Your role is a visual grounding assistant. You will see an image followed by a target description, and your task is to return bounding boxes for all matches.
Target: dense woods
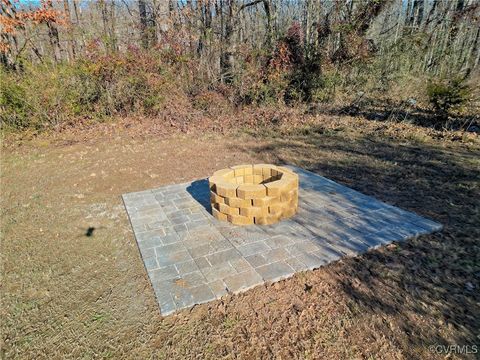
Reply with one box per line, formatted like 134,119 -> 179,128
1,0 -> 479,131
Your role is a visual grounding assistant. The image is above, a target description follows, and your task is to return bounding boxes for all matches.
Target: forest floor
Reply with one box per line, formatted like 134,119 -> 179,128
1,113 -> 479,359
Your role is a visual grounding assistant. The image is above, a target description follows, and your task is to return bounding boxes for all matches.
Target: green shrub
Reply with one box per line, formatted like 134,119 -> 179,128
0,74 -> 32,129
0,51 -> 182,130
426,78 -> 470,118
1,63 -> 105,130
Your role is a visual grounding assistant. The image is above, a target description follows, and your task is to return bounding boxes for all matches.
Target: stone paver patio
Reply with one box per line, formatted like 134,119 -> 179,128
122,166 -> 442,316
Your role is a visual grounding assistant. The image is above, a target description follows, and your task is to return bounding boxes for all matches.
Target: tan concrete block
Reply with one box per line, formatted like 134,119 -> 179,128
227,214 -> 254,225
282,173 -> 299,187
235,176 -> 245,184
254,214 -> 281,225
239,206 -> 268,217
281,190 -> 295,202
269,203 -> 285,216
282,206 -> 297,218
213,168 -> 235,179
264,181 -> 284,197
253,175 -> 263,184
237,184 -> 267,199
289,190 -> 298,202
218,203 -> 240,216
212,207 -> 228,221
280,178 -> 297,192
216,183 -> 238,198
210,191 -> 225,204
208,175 -> 222,191
255,163 -> 277,169
225,197 -> 251,208
262,167 -> 272,178
280,191 -> 293,202
231,165 -> 247,177
252,196 -> 277,207
253,164 -> 264,175
290,199 -> 298,207
243,166 -> 253,175
244,175 -> 254,184
265,179 -> 290,197
293,194 -> 299,203
276,166 -> 295,175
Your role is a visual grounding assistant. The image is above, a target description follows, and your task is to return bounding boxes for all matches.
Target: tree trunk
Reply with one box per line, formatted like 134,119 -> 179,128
186,0 -> 195,54
220,0 -> 236,84
0,0 -> 17,69
464,26 -> 480,76
444,0 -> 466,61
99,0 -> 110,52
354,0 -> 392,37
46,21 -> 62,62
198,0 -> 212,56
150,0 -> 158,45
72,0 -> 80,23
138,0 -> 149,48
158,0 -> 170,34
263,0 -> 274,49
405,0 -> 413,27
109,0 -> 117,52
63,0 -> 76,61
423,0 -> 438,31
412,0 -> 424,27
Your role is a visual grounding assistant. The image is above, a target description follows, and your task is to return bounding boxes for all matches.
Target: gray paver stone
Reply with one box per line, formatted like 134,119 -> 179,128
255,261 -> 295,282
223,269 -> 264,293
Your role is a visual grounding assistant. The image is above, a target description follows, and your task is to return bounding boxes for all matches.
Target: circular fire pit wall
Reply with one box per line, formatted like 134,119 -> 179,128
209,164 -> 299,225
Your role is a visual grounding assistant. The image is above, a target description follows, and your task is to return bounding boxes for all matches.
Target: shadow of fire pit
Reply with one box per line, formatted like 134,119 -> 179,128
186,178 -> 212,213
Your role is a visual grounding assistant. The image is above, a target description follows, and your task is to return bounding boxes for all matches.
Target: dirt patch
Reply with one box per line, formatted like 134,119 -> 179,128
1,118 -> 479,359
3,104 -> 477,151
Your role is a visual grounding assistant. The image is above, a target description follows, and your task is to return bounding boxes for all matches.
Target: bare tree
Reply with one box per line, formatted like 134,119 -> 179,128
63,0 -> 76,61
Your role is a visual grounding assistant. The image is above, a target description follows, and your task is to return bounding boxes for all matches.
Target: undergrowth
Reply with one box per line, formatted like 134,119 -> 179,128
1,41 -> 478,133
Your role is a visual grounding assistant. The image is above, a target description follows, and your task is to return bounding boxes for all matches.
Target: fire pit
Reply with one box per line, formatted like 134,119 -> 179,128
209,164 -> 299,225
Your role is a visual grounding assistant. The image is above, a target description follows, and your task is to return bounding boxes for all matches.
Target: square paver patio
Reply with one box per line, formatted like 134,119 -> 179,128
122,166 -> 442,315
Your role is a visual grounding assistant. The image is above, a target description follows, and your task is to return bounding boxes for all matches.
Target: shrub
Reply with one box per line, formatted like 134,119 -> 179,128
0,74 -> 32,129
0,50 -> 187,130
426,78 -> 470,119
1,63 -> 105,130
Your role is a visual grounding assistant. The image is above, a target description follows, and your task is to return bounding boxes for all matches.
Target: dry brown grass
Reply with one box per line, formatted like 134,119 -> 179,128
1,115 -> 479,359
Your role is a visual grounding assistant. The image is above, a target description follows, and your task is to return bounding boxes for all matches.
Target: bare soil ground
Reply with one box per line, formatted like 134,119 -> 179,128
1,114 -> 479,359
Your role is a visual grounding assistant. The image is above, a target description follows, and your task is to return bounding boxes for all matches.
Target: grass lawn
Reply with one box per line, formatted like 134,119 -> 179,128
1,115 -> 479,359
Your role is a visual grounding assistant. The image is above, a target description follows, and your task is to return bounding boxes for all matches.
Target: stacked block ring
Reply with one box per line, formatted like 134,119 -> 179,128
209,164 -> 299,225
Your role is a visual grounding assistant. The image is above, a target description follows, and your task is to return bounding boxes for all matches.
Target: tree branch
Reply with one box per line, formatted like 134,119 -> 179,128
239,0 -> 265,12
